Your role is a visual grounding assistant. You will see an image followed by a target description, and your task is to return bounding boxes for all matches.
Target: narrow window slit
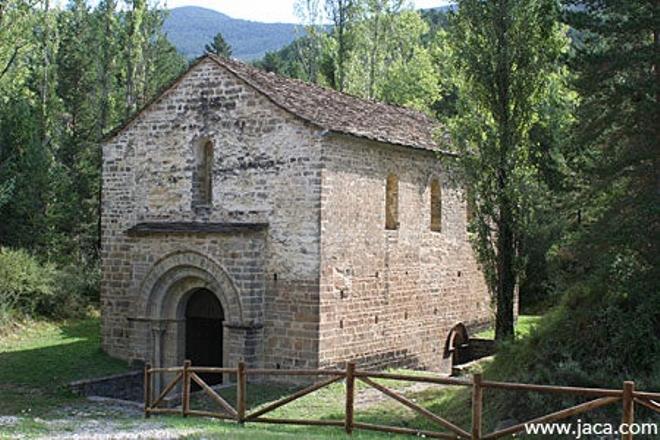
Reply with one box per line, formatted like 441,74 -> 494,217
385,173 -> 399,230
193,139 -> 214,207
430,178 -> 442,232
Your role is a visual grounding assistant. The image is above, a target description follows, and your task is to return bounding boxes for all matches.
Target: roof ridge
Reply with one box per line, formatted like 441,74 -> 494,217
102,53 -> 451,154
207,53 -> 435,123
206,54 -> 448,153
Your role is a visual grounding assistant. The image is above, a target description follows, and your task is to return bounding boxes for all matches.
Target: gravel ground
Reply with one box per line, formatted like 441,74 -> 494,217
2,401 -> 203,440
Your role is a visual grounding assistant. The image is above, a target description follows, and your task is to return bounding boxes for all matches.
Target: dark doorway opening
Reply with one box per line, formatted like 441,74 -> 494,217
185,289 -> 224,387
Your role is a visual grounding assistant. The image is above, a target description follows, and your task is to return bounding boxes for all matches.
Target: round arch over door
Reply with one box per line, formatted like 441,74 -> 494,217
185,288 -> 224,385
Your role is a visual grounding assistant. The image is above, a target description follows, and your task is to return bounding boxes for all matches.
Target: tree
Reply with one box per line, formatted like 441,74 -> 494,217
93,0 -> 121,136
56,0 -> 106,261
478,0 -> 659,422
373,10 -> 439,112
142,8 -> 187,100
324,0 -> 360,91
205,32 -> 232,58
294,0 -> 324,82
333,6 -> 439,113
0,0 -> 36,94
443,0 -> 567,340
554,0 -> 660,366
361,0 -> 405,98
124,0 -> 147,116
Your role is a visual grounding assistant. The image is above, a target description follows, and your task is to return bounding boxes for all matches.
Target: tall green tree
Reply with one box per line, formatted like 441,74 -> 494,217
359,0 -> 406,99
554,0 -> 660,367
324,0 -> 360,91
124,0 -> 147,116
93,0 -> 121,137
204,32 -> 232,58
444,0 -> 567,340
371,10 -> 439,112
0,0 -> 36,96
142,7 -> 187,100
479,1 -> 659,422
55,0 -> 109,261
294,0 -> 324,82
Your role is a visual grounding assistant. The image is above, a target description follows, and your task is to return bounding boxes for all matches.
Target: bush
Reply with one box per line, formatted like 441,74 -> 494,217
0,247 -> 99,326
484,274 -> 660,428
42,264 -> 100,318
0,247 -> 56,325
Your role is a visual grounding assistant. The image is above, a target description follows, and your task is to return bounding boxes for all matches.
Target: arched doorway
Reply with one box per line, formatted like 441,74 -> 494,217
443,322 -> 469,368
185,288 -> 224,385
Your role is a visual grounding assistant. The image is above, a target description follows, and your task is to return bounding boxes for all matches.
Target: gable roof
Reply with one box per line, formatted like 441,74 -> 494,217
207,55 -> 447,153
105,54 -> 449,154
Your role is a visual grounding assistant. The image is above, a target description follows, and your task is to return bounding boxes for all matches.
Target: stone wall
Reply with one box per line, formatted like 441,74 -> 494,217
69,371 -> 143,402
318,134 -> 492,372
101,58 -> 323,369
102,56 -> 494,376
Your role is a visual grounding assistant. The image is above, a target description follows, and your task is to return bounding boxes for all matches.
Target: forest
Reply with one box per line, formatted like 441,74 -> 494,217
0,0 -> 658,425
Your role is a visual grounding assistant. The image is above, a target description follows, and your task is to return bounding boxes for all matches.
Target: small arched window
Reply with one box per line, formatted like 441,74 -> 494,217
193,140 -> 214,206
430,178 -> 442,232
385,173 -> 399,230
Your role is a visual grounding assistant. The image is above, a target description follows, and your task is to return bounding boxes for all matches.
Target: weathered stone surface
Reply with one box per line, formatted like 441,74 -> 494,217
317,134 -> 491,371
101,57 -> 493,377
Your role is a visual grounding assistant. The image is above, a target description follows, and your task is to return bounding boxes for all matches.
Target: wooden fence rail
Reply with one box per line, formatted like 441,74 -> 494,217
144,361 -> 660,439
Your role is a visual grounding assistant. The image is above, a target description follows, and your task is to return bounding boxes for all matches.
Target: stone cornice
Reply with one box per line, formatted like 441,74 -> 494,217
125,222 -> 268,236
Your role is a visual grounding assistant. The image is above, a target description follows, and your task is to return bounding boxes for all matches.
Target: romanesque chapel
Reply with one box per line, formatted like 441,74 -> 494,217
100,54 -> 491,377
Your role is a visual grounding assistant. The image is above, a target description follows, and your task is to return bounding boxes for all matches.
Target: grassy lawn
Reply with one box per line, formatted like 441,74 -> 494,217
0,316 -> 547,439
473,314 -> 541,340
0,318 -> 131,416
0,318 -> 469,439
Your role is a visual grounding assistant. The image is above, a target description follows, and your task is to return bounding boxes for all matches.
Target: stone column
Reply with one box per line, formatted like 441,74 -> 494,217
151,321 -> 166,392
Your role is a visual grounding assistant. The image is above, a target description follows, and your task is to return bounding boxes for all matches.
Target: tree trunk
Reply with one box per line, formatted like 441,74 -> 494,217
495,210 -> 516,341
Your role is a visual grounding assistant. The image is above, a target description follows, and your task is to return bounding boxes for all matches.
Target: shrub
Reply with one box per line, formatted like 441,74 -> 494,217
484,276 -> 660,428
0,247 -> 56,325
0,247 -> 100,326
40,264 -> 100,318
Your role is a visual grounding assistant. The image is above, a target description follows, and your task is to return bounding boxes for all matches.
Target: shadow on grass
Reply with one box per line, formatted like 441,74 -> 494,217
0,318 -> 130,416
192,382 -> 301,414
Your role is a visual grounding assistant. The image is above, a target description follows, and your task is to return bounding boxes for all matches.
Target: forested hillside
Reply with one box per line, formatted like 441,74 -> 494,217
163,6 -> 300,60
0,0 -> 186,325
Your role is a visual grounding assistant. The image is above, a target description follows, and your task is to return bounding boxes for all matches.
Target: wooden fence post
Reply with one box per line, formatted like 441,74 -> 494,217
345,362 -> 356,435
237,361 -> 247,423
182,360 -> 191,417
144,363 -> 151,418
471,373 -> 483,440
622,381 -> 635,440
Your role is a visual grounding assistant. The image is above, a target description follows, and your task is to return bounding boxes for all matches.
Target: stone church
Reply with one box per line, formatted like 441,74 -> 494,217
100,54 -> 491,377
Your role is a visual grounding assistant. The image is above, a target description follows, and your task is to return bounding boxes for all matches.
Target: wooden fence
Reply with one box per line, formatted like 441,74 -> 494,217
144,361 -> 660,439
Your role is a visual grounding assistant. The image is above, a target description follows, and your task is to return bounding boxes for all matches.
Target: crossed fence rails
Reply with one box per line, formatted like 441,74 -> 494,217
144,361 -> 660,439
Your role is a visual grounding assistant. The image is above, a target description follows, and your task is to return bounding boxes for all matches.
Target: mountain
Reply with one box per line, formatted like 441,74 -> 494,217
163,6 -> 300,61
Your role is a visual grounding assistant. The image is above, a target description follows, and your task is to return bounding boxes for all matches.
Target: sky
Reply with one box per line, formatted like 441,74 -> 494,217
161,0 -> 453,23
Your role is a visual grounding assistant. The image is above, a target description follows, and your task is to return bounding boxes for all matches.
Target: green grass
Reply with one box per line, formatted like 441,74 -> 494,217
0,317 -> 543,439
473,314 -> 541,340
0,318 -> 130,415
1,318 -> 462,439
